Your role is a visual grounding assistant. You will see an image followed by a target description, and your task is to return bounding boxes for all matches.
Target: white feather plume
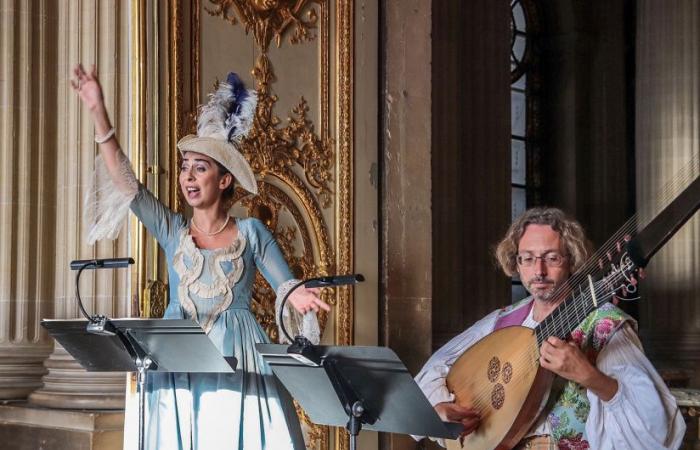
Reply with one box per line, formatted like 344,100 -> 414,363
197,80 -> 257,143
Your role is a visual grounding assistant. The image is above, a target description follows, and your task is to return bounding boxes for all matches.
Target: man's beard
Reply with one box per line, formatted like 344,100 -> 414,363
525,275 -> 559,303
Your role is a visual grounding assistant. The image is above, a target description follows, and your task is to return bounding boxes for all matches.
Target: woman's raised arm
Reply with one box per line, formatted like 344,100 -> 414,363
71,63 -> 133,193
72,63 -> 141,244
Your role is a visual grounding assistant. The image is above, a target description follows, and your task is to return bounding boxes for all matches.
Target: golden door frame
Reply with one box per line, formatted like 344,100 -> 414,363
162,1 -> 355,449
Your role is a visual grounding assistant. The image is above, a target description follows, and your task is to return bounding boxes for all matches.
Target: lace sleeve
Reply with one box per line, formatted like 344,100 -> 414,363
84,152 -> 138,245
275,278 -> 321,345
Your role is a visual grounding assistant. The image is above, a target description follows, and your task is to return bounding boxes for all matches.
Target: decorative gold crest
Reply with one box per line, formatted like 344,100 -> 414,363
205,0 -> 324,53
244,54 -> 335,208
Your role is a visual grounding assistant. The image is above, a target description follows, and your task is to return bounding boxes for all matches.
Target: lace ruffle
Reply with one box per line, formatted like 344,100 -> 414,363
172,226 -> 246,333
84,152 -> 138,244
275,279 -> 321,345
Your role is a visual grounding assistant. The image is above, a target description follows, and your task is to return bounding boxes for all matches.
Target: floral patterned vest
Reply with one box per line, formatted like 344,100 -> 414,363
494,298 -> 634,449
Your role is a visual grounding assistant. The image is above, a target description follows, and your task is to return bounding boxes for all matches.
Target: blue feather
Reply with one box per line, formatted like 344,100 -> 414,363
225,72 -> 251,141
226,73 -> 248,112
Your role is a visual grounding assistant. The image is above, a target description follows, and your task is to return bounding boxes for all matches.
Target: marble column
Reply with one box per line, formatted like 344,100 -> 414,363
29,0 -> 133,409
0,0 -> 56,399
636,0 -> 700,382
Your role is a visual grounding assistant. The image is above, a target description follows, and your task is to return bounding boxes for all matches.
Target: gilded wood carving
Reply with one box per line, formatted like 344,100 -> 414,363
205,0 -> 323,52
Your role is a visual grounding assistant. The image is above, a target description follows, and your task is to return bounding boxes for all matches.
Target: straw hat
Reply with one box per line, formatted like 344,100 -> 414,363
176,72 -> 258,195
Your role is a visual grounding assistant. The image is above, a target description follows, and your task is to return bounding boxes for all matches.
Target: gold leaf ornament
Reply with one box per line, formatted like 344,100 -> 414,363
205,0 -> 323,53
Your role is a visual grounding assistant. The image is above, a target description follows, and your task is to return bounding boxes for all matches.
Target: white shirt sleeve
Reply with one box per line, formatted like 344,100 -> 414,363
415,309 -> 500,406
585,323 -> 686,450
412,310 -> 501,445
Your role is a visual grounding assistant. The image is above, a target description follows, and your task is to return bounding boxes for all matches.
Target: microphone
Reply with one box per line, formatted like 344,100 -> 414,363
280,274 -> 365,366
70,257 -> 134,334
70,258 -> 135,270
304,274 -> 365,288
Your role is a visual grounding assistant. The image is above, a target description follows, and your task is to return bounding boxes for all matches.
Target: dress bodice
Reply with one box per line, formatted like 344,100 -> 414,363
129,184 -> 295,337
171,223 -> 250,332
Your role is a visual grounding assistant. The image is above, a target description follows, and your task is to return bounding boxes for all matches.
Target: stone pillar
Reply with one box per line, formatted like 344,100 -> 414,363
0,0 -> 56,399
29,0 -> 133,409
636,0 -> 700,382
380,1 -> 432,449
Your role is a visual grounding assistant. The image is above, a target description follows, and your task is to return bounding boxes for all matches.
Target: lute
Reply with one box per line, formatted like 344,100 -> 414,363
444,167 -> 700,450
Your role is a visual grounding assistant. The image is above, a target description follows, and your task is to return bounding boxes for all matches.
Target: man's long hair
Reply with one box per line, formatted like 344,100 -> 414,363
495,207 -> 593,277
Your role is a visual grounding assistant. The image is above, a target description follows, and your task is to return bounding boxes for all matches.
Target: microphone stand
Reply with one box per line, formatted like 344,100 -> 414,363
72,257 -> 155,448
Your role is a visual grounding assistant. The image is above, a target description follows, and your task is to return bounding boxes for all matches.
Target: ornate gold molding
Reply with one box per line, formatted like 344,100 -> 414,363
245,54 -> 335,209
130,0 -> 148,314
335,0 -> 353,348
170,0 -> 201,214
334,2 -> 353,449
142,280 -> 168,318
205,0 -> 324,53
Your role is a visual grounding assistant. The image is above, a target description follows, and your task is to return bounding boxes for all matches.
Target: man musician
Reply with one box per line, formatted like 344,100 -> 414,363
415,208 -> 685,449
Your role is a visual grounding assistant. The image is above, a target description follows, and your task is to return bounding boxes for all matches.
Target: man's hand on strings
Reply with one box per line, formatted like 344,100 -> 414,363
288,286 -> 331,315
539,337 -> 592,382
540,336 -> 618,401
434,402 -> 480,437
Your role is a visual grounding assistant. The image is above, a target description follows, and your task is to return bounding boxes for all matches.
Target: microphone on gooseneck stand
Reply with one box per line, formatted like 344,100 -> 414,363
303,274 -> 365,289
70,257 -> 134,270
70,258 -> 135,335
280,274 -> 365,366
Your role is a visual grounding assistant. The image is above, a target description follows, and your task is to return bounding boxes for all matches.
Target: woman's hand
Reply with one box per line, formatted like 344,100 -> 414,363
71,63 -> 105,114
288,286 -> 331,315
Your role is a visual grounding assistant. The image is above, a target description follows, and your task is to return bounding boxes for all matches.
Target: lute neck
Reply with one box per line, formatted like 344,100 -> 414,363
533,174 -> 700,346
533,267 -> 630,346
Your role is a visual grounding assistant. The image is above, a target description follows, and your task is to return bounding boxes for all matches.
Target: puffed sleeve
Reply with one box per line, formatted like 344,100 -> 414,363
84,153 -> 139,244
585,324 -> 686,449
128,184 -> 185,248
246,218 -> 321,344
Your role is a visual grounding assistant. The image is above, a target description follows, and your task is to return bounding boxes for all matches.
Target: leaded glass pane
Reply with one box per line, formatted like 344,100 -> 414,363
512,1 -> 526,33
512,139 -> 526,185
512,186 -> 527,220
511,90 -> 526,137
512,73 -> 526,91
512,34 -> 527,66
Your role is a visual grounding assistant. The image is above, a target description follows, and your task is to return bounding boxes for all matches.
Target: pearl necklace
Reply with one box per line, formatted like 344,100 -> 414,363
191,215 -> 230,236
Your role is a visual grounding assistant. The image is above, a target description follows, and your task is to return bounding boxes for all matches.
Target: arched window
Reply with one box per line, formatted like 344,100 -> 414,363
511,0 -> 542,301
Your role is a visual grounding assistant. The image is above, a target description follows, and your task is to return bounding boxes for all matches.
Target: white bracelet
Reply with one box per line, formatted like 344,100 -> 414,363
95,127 -> 116,144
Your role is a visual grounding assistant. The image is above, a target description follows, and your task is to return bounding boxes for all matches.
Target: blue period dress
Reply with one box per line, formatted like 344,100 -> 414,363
129,185 -> 307,450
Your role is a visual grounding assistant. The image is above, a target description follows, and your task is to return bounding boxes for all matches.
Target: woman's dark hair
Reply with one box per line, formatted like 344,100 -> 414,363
215,161 -> 236,204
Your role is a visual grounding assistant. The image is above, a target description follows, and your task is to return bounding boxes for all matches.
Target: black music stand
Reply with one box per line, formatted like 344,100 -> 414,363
256,344 -> 461,450
42,318 -> 236,450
